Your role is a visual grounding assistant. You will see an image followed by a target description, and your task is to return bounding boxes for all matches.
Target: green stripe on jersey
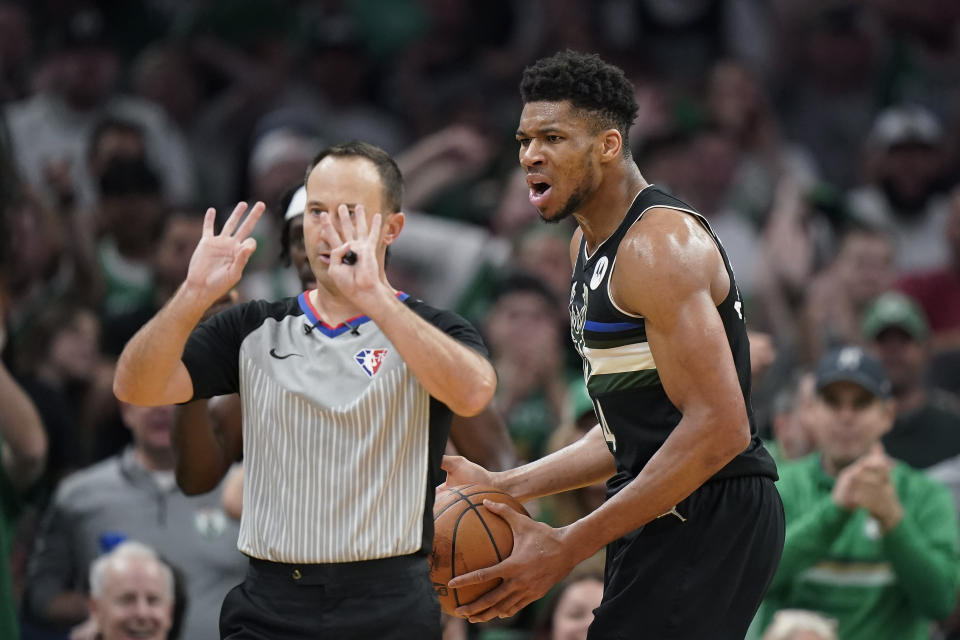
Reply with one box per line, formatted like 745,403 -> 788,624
588,369 -> 661,394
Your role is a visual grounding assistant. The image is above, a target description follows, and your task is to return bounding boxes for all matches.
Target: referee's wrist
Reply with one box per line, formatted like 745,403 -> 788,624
358,284 -> 404,321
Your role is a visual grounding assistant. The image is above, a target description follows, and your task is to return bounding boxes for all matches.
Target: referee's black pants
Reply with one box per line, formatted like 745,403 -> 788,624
220,553 -> 442,639
589,475 -> 785,640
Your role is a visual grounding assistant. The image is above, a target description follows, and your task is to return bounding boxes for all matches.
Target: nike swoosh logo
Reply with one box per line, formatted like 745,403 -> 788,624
269,348 -> 302,360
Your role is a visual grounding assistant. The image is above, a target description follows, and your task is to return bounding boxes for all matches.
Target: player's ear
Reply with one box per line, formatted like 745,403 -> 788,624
382,211 -> 404,246
598,129 -> 623,163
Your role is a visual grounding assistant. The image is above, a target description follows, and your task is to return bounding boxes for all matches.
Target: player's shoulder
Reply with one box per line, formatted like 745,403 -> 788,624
628,206 -> 715,253
618,208 -> 720,293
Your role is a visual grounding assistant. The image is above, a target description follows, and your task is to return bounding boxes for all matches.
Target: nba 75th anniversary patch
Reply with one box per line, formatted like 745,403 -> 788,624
355,349 -> 388,377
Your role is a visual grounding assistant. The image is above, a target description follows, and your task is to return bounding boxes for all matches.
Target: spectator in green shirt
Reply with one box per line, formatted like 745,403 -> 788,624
757,345 -> 960,640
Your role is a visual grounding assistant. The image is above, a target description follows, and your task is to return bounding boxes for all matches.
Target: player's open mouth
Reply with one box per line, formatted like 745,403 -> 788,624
527,175 -> 552,207
318,252 -> 331,264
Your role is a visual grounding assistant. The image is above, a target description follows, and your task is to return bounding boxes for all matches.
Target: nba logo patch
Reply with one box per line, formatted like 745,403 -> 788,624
355,349 -> 388,377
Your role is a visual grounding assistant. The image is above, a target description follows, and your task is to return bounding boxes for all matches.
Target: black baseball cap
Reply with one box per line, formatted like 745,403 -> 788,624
815,346 -> 892,399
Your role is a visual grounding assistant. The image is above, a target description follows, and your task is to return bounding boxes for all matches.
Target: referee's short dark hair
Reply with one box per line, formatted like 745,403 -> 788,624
305,141 -> 403,213
520,50 -> 638,156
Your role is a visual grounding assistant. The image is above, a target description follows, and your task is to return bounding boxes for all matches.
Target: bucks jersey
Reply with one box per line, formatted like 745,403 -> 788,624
569,186 -> 777,496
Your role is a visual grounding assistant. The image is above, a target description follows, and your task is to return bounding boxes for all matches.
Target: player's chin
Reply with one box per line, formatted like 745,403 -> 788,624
536,206 -> 563,223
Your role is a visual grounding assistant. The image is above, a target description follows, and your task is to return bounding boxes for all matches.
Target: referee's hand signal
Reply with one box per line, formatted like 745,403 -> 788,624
184,201 -> 265,308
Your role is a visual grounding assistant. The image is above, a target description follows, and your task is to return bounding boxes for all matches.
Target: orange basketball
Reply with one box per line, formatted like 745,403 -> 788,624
429,484 -> 528,616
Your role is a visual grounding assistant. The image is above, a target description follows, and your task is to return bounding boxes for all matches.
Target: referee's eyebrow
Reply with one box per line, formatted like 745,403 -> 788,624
306,200 -> 359,212
307,200 -> 359,210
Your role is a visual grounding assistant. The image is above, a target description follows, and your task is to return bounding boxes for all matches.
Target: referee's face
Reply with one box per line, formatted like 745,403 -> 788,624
302,156 -> 395,285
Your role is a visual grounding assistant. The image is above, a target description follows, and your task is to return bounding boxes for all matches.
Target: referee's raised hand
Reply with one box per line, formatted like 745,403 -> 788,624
319,203 -> 386,307
185,201 -> 265,306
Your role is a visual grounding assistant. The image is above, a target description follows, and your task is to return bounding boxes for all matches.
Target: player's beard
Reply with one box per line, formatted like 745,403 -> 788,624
538,165 -> 595,225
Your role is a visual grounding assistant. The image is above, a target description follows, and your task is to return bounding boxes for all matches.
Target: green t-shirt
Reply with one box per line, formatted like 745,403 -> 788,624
757,453 -> 960,640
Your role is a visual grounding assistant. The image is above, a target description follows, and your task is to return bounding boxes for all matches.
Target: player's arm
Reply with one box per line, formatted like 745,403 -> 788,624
173,394 -> 242,495
114,202 -> 263,406
561,209 -> 751,557
441,424 -> 615,499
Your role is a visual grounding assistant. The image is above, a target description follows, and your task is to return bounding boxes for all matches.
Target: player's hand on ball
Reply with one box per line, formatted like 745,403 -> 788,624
438,455 -> 496,493
448,499 -> 575,622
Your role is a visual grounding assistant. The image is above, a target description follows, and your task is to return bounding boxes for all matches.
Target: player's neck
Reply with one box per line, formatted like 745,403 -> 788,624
576,165 -> 648,253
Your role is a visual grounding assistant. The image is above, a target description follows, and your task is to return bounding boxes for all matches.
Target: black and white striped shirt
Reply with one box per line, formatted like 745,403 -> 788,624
182,291 -> 488,563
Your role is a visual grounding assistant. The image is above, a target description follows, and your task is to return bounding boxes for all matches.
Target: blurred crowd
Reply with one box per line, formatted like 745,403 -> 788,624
0,0 -> 959,639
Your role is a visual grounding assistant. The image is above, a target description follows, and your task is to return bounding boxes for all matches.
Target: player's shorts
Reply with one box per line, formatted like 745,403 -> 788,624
220,553 -> 441,639
589,475 -> 784,640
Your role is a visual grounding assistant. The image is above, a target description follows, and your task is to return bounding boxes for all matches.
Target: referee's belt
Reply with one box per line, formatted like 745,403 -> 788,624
246,553 -> 425,585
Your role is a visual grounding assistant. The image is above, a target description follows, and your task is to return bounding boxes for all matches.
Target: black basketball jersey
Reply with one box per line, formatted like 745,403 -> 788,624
569,186 -> 777,496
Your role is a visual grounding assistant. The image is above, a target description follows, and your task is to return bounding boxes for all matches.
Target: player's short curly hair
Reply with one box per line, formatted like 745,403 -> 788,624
520,50 -> 638,155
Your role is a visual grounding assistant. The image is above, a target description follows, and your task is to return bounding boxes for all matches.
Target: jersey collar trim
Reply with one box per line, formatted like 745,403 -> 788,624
297,290 -> 410,337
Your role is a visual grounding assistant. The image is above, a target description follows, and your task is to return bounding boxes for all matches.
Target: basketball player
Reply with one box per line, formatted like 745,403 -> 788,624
114,141 -> 497,639
441,50 -> 784,639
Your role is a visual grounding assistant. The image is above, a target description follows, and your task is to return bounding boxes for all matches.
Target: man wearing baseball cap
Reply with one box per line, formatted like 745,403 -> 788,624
863,291 -> 960,469
755,345 -> 960,640
847,104 -> 952,272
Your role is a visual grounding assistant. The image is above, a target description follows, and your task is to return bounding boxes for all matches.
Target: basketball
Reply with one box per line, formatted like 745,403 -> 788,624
429,484 -> 528,616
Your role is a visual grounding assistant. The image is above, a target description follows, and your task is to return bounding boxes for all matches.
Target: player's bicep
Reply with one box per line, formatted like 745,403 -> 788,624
643,292 -> 746,423
614,211 -> 746,426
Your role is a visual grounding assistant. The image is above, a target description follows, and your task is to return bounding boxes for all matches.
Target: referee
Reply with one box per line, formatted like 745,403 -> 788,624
113,141 -> 497,639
